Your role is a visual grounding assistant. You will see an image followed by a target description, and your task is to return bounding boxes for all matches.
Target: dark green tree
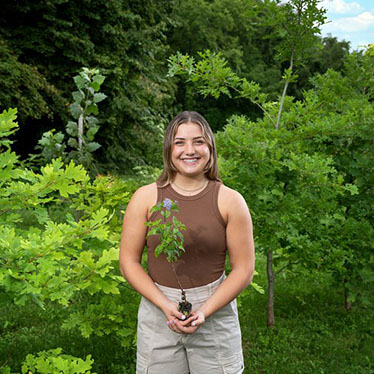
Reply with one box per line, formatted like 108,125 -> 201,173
0,0 -> 178,172
167,0 -> 350,132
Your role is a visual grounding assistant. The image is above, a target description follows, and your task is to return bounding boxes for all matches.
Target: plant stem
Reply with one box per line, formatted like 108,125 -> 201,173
171,262 -> 185,299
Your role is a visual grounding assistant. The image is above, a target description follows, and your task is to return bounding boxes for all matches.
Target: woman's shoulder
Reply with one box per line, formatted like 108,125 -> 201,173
217,183 -> 249,220
218,183 -> 245,204
134,182 -> 158,195
128,182 -> 158,212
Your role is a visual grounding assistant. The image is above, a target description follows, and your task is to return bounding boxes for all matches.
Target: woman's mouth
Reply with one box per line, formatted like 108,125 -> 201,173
181,158 -> 199,163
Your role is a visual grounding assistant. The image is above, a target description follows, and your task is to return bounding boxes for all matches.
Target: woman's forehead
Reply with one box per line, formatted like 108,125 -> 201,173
174,122 -> 203,138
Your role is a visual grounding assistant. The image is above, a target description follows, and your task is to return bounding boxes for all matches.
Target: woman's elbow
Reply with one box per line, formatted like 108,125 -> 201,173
119,254 -> 133,281
245,262 -> 255,286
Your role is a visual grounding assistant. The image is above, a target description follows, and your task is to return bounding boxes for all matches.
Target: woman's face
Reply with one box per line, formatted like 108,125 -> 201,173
171,122 -> 211,178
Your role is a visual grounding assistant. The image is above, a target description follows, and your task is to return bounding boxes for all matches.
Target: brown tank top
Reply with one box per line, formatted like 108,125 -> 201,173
147,180 -> 227,288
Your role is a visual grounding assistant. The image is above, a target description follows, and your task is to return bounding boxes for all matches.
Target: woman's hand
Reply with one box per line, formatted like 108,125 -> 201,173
168,310 -> 206,334
161,300 -> 189,333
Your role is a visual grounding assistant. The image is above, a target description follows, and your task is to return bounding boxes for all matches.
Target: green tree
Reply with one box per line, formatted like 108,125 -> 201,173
301,48 -> 374,309
0,108 -> 138,370
167,0 -> 350,132
167,0 -> 284,129
0,0 -> 177,171
166,2 -> 374,327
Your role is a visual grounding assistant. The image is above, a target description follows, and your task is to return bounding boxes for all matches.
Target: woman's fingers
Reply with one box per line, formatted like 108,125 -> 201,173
164,306 -> 206,334
172,311 -> 205,334
162,300 -> 186,321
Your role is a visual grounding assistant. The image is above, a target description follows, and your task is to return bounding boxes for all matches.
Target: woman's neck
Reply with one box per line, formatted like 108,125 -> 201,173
171,175 -> 209,195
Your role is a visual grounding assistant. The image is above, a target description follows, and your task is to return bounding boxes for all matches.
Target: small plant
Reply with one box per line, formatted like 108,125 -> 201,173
66,67 -> 106,172
145,198 -> 192,317
32,67 -> 106,174
21,348 -> 96,374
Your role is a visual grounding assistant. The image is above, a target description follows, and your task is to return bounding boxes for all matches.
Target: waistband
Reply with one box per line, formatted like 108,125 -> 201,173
155,272 -> 225,304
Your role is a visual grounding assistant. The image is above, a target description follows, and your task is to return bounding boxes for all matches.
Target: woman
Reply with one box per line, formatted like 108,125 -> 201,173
119,111 -> 255,374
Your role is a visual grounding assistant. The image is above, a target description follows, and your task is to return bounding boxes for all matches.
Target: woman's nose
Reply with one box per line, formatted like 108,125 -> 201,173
185,142 -> 195,155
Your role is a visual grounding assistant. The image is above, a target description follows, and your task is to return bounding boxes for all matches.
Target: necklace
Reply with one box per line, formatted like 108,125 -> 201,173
172,179 -> 209,195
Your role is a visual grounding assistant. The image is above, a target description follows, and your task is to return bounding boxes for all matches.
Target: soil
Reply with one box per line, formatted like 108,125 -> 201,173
178,300 -> 192,319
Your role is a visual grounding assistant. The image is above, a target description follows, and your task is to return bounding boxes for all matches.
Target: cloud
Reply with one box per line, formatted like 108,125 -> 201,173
320,0 -> 363,15
323,11 -> 374,32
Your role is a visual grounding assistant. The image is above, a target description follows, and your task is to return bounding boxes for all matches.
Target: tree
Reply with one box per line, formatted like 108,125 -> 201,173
0,108 -> 139,371
167,44 -> 373,323
166,1 -> 373,327
0,0 -> 177,172
301,48 -> 374,309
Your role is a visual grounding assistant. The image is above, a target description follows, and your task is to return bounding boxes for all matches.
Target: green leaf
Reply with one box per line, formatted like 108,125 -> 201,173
72,90 -> 84,104
93,74 -> 105,86
86,142 -> 101,152
86,103 -> 99,115
74,75 -> 86,89
93,93 -> 107,103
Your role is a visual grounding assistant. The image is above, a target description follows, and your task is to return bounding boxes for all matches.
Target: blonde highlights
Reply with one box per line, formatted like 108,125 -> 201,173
157,111 -> 220,186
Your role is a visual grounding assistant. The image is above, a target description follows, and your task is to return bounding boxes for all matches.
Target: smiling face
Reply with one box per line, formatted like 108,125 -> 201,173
171,122 -> 211,178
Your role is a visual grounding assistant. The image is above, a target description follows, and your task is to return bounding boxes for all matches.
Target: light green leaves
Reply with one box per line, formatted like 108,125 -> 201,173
21,348 -> 96,374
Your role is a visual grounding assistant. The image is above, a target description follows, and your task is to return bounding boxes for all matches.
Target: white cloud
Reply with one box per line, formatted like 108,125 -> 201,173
323,11 -> 374,32
320,0 -> 363,15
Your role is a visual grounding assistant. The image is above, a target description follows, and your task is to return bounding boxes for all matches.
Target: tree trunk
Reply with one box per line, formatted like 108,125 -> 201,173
78,114 -> 84,151
344,280 -> 352,311
275,49 -> 295,130
267,250 -> 275,327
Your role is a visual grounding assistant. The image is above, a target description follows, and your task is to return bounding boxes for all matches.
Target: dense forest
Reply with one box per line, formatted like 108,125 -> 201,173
0,0 -> 373,373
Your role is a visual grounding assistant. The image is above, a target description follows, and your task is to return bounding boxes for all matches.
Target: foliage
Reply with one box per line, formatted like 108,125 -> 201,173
167,0 -> 279,127
263,0 -> 327,128
1,348 -> 95,374
66,67 -> 106,170
167,38 -> 373,319
293,35 -> 350,97
145,198 -> 186,262
0,38 -> 58,123
33,129 -> 67,163
31,67 -> 107,174
0,108 -> 138,371
0,0 -> 177,171
21,348 -> 96,374
166,0 -> 349,131
1,0 -> 352,167
217,114 -> 350,274
299,50 -> 374,306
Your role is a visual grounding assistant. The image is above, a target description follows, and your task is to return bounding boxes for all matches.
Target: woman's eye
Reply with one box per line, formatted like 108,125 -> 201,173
175,141 -> 184,145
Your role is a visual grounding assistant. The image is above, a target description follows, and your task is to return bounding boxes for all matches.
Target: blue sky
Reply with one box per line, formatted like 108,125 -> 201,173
319,0 -> 374,50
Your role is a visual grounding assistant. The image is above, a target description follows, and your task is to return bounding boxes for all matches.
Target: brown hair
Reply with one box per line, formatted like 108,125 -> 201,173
157,111 -> 220,186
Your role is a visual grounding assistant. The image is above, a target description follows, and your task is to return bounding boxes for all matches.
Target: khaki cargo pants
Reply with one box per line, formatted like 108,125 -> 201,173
136,273 -> 244,374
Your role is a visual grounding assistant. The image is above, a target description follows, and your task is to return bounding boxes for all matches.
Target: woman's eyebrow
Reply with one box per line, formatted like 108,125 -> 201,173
174,136 -> 204,140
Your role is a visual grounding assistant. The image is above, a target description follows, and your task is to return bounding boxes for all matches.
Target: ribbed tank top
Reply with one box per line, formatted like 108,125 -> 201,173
147,180 -> 227,289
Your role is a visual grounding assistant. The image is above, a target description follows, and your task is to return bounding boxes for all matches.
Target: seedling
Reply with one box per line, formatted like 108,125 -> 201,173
145,198 -> 191,318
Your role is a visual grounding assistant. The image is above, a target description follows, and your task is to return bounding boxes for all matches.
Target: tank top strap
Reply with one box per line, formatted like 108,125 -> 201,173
212,181 -> 226,228
156,181 -> 164,203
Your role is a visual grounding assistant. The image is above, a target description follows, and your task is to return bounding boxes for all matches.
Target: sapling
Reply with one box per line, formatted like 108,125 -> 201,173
145,198 -> 192,318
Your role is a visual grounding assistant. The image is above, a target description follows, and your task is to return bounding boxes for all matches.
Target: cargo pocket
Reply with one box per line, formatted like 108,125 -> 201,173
221,352 -> 244,374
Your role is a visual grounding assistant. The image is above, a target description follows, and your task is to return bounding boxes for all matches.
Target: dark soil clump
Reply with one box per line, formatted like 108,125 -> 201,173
178,301 -> 192,318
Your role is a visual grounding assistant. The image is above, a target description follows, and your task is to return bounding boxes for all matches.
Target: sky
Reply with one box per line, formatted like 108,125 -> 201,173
318,0 -> 374,50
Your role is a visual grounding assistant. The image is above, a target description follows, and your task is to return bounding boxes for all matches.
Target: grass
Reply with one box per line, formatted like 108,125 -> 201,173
1,252 -> 373,373
240,254 -> 374,374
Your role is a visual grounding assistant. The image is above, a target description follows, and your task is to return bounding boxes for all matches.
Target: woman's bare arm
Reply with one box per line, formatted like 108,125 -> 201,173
119,183 -> 186,322
177,185 -> 255,332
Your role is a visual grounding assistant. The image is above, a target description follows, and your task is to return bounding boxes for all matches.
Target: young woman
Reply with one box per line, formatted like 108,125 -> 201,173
119,111 -> 255,374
